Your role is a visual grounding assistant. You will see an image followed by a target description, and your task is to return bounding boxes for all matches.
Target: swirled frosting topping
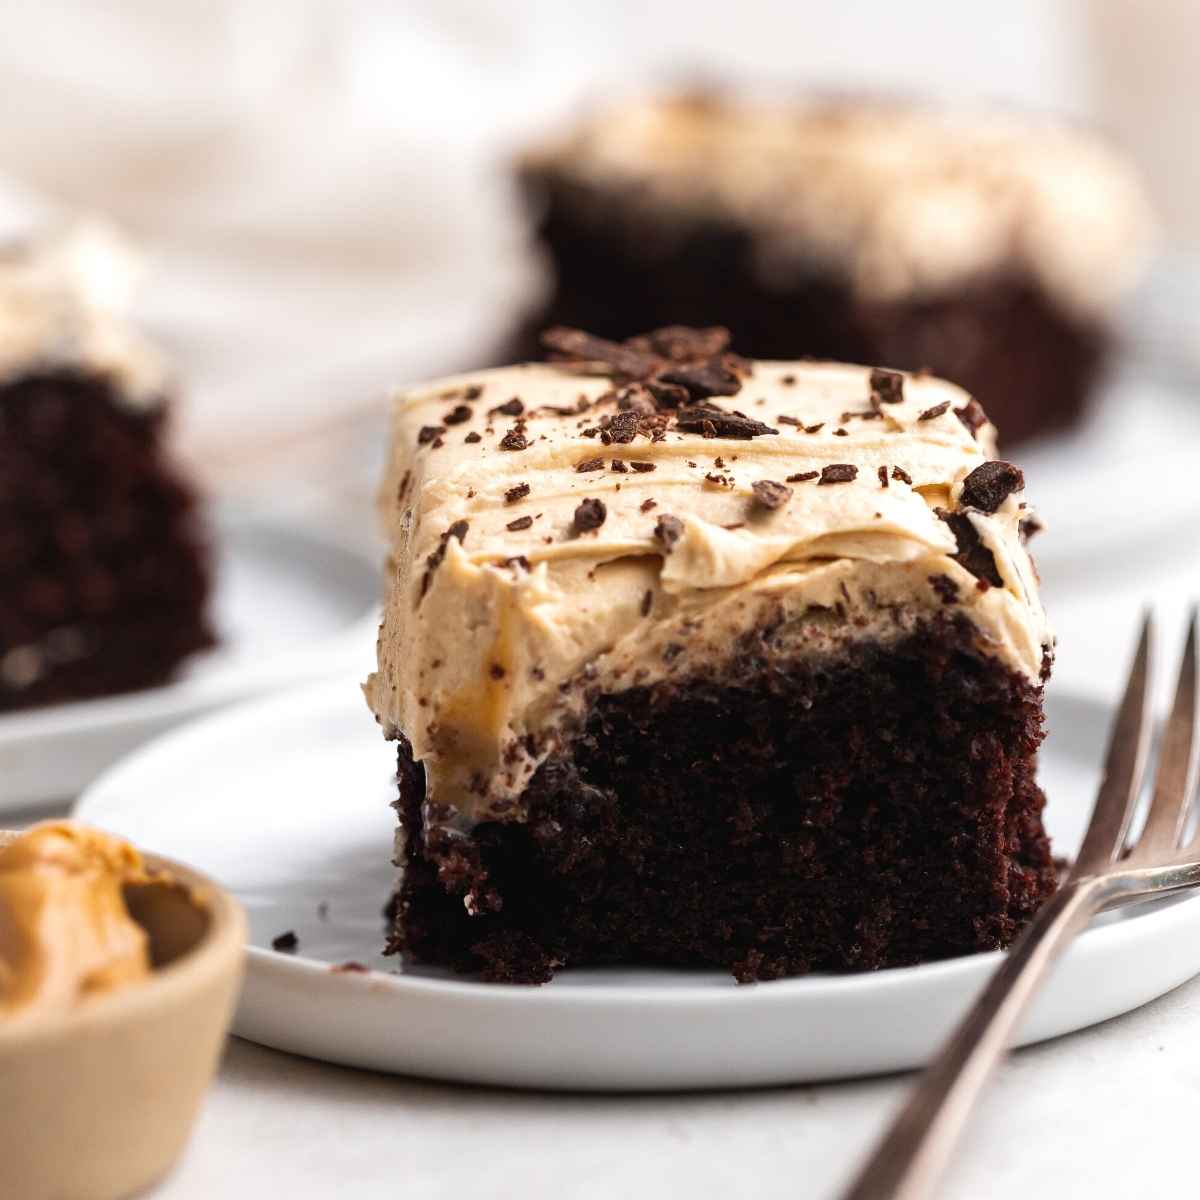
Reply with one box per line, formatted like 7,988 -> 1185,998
524,93 -> 1153,319
0,221 -> 169,406
365,328 -> 1051,829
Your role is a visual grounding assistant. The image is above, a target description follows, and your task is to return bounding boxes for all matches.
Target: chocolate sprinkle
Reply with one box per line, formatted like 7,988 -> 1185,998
786,471 -> 819,483
918,402 -> 950,421
674,404 -> 777,440
869,367 -> 904,405
504,482 -> 531,504
960,460 -> 1025,513
574,498 -> 607,533
419,519 -> 469,600
930,574 -> 960,605
955,398 -> 989,437
443,405 -> 472,426
819,464 -> 858,485
506,515 -> 534,532
938,509 -> 1003,587
654,514 -> 685,549
575,457 -> 605,473
751,480 -> 793,510
499,428 -> 528,451
878,466 -> 889,488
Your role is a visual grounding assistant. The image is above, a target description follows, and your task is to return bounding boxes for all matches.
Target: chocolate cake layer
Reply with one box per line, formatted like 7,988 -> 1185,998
0,226 -> 214,709
515,95 -> 1153,444
390,615 -> 1054,983
366,327 -> 1055,982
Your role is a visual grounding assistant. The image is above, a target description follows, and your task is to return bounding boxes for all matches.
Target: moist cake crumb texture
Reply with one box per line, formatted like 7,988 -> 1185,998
365,325 -> 1055,983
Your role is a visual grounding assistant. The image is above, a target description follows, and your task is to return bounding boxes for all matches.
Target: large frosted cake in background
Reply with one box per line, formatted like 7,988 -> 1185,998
514,93 -> 1154,445
365,325 -> 1055,983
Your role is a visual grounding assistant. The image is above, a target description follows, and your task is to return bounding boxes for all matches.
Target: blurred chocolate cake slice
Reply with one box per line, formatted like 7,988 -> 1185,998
365,326 -> 1056,983
0,225 -> 213,710
515,94 -> 1154,444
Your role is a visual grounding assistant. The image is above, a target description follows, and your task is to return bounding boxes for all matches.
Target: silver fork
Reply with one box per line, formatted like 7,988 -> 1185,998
841,611 -> 1200,1200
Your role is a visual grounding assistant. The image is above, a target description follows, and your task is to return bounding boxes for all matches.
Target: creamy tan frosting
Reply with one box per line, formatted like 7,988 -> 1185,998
365,349 -> 1051,832
525,93 -> 1153,319
0,822 -> 159,1018
0,221 -> 170,406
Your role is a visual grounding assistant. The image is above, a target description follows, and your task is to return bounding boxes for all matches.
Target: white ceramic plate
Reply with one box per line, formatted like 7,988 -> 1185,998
75,680 -> 1200,1092
0,508 -> 379,811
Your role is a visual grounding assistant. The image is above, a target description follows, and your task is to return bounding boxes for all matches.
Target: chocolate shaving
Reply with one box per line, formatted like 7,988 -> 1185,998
610,459 -> 628,472
674,405 -> 777,440
878,466 -> 889,488
918,402 -> 950,421
629,325 -> 731,361
955,398 -> 989,437
504,482 -> 530,504
443,405 -> 472,426
891,466 -> 913,485
803,422 -> 825,434
490,397 -> 524,418
503,555 -> 530,571
1019,514 -> 1044,543
786,471 -> 819,483
960,460 -> 1024,513
506,515 -> 534,532
573,498 -> 607,533
272,931 -> 298,953
499,428 -> 528,451
869,367 -> 904,405
542,327 -> 660,379
777,414 -> 803,427
658,360 -> 742,399
419,519 -> 469,600
938,509 -> 1003,587
630,460 -> 656,473
819,464 -> 858,485
464,431 -> 482,444
654,514 -> 684,550
930,574 -> 960,605
575,456 -> 605,472
752,480 -> 793,510
640,498 -> 658,512
418,425 -> 444,445
640,590 -> 653,617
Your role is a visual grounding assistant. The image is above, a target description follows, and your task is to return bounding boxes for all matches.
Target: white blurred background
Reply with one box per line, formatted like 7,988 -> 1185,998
1,0 -> 1195,699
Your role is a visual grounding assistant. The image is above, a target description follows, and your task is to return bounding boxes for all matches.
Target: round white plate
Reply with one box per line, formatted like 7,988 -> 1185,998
0,508 -> 379,811
76,679 -> 1200,1092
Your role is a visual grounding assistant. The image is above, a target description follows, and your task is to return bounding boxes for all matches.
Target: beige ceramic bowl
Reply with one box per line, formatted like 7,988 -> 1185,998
0,831 -> 245,1200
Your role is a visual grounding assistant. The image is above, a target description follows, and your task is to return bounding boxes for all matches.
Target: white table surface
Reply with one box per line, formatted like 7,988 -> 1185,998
10,568 -> 1195,1200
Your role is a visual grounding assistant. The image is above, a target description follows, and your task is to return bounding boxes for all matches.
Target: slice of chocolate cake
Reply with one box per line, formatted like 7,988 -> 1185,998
515,93 -> 1154,445
365,326 -> 1056,984
0,225 -> 214,710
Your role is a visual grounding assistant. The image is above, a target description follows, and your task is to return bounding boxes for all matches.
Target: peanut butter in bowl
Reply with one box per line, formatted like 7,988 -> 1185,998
0,821 -> 245,1200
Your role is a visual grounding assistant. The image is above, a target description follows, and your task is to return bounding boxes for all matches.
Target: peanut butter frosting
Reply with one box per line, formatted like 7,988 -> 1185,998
0,822 -> 158,1018
0,221 -> 169,407
364,329 -> 1052,834
524,93 -> 1153,320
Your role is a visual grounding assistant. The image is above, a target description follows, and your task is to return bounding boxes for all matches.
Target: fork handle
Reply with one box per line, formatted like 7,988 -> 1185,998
839,878 -> 1105,1200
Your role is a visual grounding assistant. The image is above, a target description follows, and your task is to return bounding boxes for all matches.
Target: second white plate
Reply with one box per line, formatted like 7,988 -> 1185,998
76,680 -> 1200,1091
0,507 -> 380,811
